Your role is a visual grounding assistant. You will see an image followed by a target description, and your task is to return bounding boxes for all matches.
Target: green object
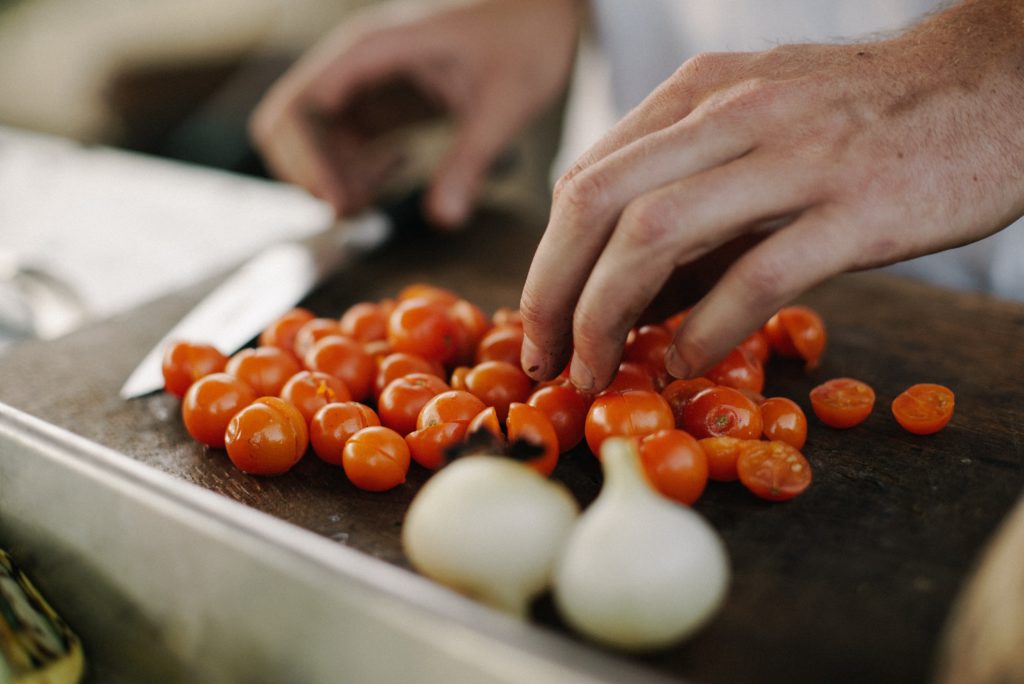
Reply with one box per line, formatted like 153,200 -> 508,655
0,550 -> 83,684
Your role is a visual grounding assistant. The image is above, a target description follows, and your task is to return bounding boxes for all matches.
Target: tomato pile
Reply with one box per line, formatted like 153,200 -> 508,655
162,284 -> 955,501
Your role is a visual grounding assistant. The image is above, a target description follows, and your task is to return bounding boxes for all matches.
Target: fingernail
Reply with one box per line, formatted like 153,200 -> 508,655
570,357 -> 595,393
521,336 -> 545,379
665,345 -> 691,379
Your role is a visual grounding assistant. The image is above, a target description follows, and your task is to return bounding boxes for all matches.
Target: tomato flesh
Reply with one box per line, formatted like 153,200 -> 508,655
737,440 -> 813,501
809,377 -> 875,429
891,383 -> 955,435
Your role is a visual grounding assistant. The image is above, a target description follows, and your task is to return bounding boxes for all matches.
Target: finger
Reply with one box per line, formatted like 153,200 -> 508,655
567,153 -> 818,392
667,206 -> 850,378
519,108 -> 756,383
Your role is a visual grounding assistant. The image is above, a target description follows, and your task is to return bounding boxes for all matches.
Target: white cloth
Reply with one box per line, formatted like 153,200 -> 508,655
570,0 -> 1024,300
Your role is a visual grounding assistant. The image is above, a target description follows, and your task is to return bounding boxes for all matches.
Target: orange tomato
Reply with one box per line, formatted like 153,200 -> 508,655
764,306 -> 827,369
310,402 -> 380,465
181,373 -> 256,448
759,396 -> 808,449
698,436 -> 751,482
303,335 -> 376,402
405,421 -> 468,470
891,383 -> 955,435
809,377 -> 875,428
339,301 -> 390,343
279,370 -> 351,424
377,373 -> 449,436
584,390 -> 675,456
343,426 -> 410,491
387,297 -> 458,365
162,341 -> 228,398
737,440 -> 813,502
225,397 -> 308,475
506,402 -> 559,476
463,361 -> 533,423
527,382 -> 589,453
259,307 -> 315,355
704,347 -> 765,394
639,429 -> 709,505
225,346 -> 301,397
681,386 -> 763,440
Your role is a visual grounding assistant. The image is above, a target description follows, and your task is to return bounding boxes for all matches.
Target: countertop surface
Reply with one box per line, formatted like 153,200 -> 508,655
1,207 -> 1022,684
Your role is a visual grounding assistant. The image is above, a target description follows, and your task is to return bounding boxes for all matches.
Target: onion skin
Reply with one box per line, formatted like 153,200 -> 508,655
553,437 -> 730,651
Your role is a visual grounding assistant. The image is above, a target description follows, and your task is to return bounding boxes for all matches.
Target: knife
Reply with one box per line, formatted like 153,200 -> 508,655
120,209 -> 395,399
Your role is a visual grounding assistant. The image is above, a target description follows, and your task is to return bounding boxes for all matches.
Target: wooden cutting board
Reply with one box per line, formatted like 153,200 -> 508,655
1,208 -> 1022,684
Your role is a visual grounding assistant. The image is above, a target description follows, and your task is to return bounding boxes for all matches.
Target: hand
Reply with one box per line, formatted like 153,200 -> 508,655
519,0 -> 1024,391
250,0 -> 582,227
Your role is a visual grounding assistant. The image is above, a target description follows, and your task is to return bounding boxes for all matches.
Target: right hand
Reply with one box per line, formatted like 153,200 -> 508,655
249,0 -> 582,227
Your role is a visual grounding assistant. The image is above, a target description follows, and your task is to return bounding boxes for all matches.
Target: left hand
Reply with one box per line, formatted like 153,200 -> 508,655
519,1 -> 1024,392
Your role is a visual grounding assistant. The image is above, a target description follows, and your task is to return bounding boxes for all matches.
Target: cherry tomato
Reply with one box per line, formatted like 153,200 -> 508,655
449,366 -> 471,391
463,360 -> 533,423
661,377 -> 715,427
764,306 -> 827,369
259,307 -> 315,355
810,377 -> 875,428
681,386 -> 763,440
506,402 -> 559,476
225,397 -> 308,475
310,402 -> 380,465
639,429 -> 709,505
468,406 -> 504,441
406,421 -> 469,470
181,373 -> 256,448
491,307 -> 523,327
624,324 -> 672,382
760,396 -> 808,449
225,346 -> 301,396
162,340 -> 228,397
527,382 -> 588,453
738,329 -> 772,364
417,390 -> 487,430
603,361 -> 656,394
374,352 -> 444,398
891,383 -> 955,435
584,389 -> 675,456
343,426 -> 410,491
279,370 -> 351,424
704,347 -> 765,395
476,324 -> 524,366
737,440 -> 813,502
293,317 -> 346,360
304,335 -> 375,402
339,301 -> 390,343
396,283 -> 459,305
698,436 -> 750,482
449,299 -> 491,365
377,373 -> 449,436
387,297 -> 458,365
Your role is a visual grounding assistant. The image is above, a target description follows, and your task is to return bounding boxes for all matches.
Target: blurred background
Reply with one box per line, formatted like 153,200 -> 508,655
0,0 -> 600,350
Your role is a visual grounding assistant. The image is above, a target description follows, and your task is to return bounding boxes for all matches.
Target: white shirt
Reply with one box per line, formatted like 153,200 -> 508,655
565,1 -> 1024,300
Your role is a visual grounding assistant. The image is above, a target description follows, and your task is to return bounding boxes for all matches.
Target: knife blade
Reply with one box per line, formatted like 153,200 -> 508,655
119,210 -> 392,399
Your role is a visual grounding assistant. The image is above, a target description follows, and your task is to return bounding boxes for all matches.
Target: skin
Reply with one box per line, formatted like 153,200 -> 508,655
252,0 -> 1024,392
249,0 -> 583,227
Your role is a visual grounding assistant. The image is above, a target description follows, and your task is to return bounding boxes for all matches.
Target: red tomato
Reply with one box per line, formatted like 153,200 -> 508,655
737,440 -> 813,502
809,377 -> 875,428
387,297 -> 458,365
704,347 -> 765,394
225,397 -> 308,475
738,329 -> 772,364
405,421 -> 468,470
293,317 -> 346,360
639,429 -> 709,505
760,396 -> 808,449
417,390 -> 487,430
225,346 -> 301,397
527,382 -> 588,453
891,383 -> 955,435
764,306 -> 827,369
623,324 -> 672,382
181,373 -> 256,448
279,370 -> 351,424
661,377 -> 715,427
343,426 -> 410,491
374,352 -> 444,398
259,307 -> 315,355
468,406 -> 504,441
449,366 -> 471,391
162,341 -> 228,397
449,299 -> 491,365
310,402 -> 380,465
339,301 -> 390,343
303,335 -> 375,402
377,373 -> 449,436
491,307 -> 523,327
463,360 -> 533,423
584,390 -> 675,456
603,361 -> 656,394
698,436 -> 751,482
396,283 -> 459,305
476,324 -> 524,366
681,386 -> 763,440
506,402 -> 559,476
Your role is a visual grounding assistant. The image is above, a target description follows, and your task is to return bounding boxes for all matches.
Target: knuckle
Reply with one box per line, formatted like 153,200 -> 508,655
518,287 -> 557,337
553,168 -> 609,221
572,306 -> 618,356
618,197 -> 674,250
674,51 -> 729,83
736,250 -> 793,309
